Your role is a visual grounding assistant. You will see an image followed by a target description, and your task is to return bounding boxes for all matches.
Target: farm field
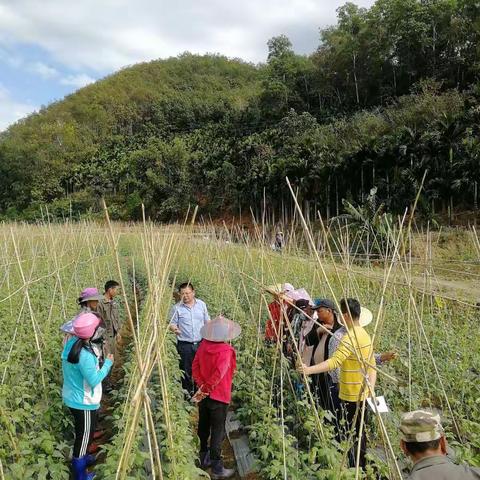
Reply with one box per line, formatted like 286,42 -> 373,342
0,220 -> 479,479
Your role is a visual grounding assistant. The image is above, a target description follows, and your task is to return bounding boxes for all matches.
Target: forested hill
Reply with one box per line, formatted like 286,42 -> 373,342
1,0 -> 480,222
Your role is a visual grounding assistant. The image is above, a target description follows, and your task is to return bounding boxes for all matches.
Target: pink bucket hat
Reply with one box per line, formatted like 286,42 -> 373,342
78,287 -> 103,304
286,288 -> 312,303
73,312 -> 100,339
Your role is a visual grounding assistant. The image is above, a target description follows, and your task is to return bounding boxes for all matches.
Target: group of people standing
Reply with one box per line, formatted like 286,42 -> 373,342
265,284 -> 385,469
264,283 -> 480,479
59,276 -> 480,480
61,281 -> 122,480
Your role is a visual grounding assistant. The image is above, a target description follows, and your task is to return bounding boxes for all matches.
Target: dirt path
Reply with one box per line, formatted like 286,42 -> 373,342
349,264 -> 479,305
190,407 -> 258,480
281,251 -> 480,305
222,437 -> 258,480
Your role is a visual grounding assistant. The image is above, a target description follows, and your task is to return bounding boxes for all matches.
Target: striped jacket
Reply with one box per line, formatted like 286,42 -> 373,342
326,325 -> 374,402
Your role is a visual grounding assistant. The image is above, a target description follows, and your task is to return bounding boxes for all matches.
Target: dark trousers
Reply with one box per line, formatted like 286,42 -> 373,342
313,373 -> 335,412
176,341 -> 199,396
69,408 -> 98,458
340,400 -> 368,469
198,398 -> 229,460
329,382 -> 341,423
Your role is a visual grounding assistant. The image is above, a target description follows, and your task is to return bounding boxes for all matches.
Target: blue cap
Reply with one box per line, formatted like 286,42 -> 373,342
312,298 -> 338,312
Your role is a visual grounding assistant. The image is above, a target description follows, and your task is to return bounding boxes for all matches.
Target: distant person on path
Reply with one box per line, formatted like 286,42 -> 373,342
273,231 -> 285,252
192,315 -> 240,479
97,280 -> 122,354
169,282 -> 210,396
62,312 -> 113,480
297,298 -> 376,469
400,410 -> 480,479
96,280 -> 122,395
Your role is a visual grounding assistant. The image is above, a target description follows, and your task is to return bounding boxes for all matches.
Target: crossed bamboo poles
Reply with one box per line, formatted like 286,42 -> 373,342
0,196 -> 476,478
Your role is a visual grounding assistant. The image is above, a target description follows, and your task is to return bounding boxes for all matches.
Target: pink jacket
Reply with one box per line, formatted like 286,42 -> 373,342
192,340 -> 237,404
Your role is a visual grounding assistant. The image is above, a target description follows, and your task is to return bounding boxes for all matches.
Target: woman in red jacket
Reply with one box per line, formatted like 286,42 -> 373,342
192,315 -> 241,480
264,283 -> 294,342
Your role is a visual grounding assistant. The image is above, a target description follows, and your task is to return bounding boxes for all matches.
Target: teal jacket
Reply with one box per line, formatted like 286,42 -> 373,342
62,337 -> 112,410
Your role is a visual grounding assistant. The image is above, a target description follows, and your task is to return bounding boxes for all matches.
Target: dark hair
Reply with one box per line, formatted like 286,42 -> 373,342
404,439 -> 441,455
104,280 -> 120,293
67,338 -> 93,363
331,310 -> 341,332
178,282 -> 194,292
340,298 -> 361,320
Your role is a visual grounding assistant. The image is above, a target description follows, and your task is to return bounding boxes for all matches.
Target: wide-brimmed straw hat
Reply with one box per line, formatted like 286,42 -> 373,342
200,315 -> 241,342
359,307 -> 373,327
265,283 -> 295,293
265,283 -> 283,294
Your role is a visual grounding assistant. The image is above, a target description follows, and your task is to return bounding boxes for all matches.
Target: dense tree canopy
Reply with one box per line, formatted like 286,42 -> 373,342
1,0 -> 479,222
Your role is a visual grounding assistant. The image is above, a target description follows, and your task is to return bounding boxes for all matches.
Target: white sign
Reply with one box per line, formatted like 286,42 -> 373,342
367,395 -> 389,413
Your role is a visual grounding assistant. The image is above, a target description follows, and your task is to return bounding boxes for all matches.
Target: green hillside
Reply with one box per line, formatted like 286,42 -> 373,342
0,54 -> 261,219
1,0 -> 480,222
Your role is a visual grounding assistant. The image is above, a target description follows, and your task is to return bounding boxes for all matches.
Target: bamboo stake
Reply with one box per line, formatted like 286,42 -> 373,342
9,227 -> 46,393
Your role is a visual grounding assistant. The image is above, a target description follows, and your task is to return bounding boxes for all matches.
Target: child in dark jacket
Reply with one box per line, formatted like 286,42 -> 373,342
192,315 -> 241,480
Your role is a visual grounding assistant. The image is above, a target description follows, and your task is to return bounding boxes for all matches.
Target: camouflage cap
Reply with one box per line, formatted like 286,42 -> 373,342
400,410 -> 444,443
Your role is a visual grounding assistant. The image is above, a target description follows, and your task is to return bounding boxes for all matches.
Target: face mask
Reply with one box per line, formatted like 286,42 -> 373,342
91,326 -> 106,343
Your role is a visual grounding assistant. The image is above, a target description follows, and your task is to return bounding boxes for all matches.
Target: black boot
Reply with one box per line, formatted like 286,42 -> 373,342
210,458 -> 235,479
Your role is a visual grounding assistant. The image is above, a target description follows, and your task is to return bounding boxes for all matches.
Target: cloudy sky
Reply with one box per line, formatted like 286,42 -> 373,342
0,0 -> 375,131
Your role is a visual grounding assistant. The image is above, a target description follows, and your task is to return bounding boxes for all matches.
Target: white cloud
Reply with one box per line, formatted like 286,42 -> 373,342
60,73 -> 95,88
0,0 -> 376,72
28,61 -> 58,79
0,0 -> 377,131
0,84 -> 37,131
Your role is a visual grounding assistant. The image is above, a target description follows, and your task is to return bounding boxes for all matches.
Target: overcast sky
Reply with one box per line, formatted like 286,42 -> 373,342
0,0 -> 375,131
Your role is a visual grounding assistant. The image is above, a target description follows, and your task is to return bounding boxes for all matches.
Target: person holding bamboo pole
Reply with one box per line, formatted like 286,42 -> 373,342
168,282 -> 210,397
327,305 -> 396,415
191,315 -> 240,479
304,299 -> 396,414
62,312 -> 113,480
297,298 -> 375,469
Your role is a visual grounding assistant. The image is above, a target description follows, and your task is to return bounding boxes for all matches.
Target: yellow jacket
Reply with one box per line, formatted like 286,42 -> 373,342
326,325 -> 374,402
